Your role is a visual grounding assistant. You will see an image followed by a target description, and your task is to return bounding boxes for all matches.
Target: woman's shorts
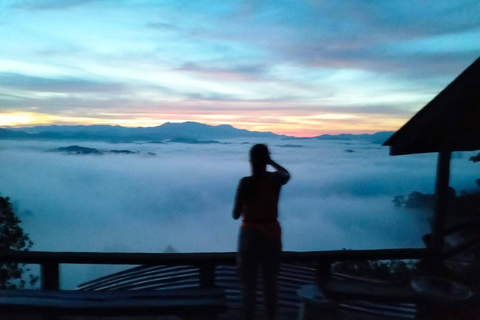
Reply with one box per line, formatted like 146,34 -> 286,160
237,227 -> 282,283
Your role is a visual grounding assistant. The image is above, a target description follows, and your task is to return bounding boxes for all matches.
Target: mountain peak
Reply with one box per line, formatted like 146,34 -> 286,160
3,121 -> 280,141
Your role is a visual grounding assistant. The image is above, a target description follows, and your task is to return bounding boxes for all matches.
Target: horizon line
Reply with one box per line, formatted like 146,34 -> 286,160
1,120 -> 396,138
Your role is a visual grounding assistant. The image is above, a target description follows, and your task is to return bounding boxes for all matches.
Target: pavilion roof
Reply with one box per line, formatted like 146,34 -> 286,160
384,57 -> 480,155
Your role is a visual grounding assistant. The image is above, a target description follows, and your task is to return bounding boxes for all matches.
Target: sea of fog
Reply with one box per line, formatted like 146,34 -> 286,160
0,138 -> 478,289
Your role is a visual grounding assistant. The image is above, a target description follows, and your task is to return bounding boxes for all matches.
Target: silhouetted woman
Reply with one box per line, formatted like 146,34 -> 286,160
233,144 -> 290,320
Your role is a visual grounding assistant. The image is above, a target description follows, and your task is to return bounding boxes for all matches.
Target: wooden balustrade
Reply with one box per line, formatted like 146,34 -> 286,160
0,248 -> 427,290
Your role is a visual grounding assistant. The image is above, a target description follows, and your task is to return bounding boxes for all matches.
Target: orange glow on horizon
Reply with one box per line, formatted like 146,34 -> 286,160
1,111 -> 405,137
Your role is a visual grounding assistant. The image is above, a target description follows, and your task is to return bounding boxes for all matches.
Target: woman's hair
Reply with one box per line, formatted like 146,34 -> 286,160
244,144 -> 270,200
250,144 -> 269,175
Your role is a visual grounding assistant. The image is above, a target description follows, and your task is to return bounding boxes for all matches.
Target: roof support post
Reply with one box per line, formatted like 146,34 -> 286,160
429,151 -> 451,273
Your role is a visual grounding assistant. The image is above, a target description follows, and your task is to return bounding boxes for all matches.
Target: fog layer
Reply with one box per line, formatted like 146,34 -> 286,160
0,139 -> 478,288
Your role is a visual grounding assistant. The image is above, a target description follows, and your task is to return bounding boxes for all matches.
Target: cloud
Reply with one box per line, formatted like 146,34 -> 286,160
185,0 -> 480,78
0,73 -> 126,93
182,91 -> 237,101
146,22 -> 177,31
12,0 -> 102,11
172,62 -> 272,85
274,42 -> 478,79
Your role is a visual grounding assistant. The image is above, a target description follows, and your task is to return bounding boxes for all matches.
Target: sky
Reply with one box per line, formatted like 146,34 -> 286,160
0,0 -> 479,136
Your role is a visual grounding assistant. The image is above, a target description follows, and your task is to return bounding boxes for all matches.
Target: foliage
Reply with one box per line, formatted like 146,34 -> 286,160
393,187 -> 480,227
470,152 -> 480,163
394,152 -> 480,215
332,259 -> 425,283
393,153 -> 480,226
392,191 -> 436,211
0,196 -> 38,289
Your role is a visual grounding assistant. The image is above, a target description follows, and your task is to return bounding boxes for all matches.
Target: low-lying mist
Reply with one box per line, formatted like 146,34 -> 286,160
0,139 -> 478,288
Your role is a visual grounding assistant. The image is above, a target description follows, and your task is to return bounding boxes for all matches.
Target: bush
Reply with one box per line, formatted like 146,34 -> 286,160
332,259 -> 425,283
0,196 -> 38,289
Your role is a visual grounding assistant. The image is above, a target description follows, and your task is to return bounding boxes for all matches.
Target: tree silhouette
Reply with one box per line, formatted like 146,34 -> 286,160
470,152 -> 480,163
0,196 -> 37,289
393,153 -> 480,225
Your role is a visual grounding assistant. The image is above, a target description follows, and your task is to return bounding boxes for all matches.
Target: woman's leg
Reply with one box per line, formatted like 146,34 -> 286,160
261,239 -> 281,320
238,228 -> 259,320
241,273 -> 257,320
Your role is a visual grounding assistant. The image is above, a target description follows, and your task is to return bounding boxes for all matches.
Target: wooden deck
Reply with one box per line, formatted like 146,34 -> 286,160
0,311 -> 419,320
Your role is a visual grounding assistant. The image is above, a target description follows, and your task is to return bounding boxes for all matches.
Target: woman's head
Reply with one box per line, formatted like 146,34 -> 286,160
250,144 -> 270,175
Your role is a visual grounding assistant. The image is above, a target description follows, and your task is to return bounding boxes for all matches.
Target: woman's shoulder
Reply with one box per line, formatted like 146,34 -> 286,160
267,171 -> 289,185
240,176 -> 253,185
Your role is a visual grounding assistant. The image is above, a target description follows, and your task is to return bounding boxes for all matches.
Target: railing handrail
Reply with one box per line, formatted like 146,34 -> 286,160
0,248 -> 427,265
0,249 -> 428,290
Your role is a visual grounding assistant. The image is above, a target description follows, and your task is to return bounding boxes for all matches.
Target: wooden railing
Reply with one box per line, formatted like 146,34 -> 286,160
0,249 -> 428,290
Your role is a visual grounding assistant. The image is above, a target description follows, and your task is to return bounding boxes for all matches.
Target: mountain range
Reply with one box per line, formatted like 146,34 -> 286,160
0,121 -> 393,144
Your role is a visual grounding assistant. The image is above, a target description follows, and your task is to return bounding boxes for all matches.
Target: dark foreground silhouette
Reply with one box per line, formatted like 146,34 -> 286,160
233,144 -> 290,320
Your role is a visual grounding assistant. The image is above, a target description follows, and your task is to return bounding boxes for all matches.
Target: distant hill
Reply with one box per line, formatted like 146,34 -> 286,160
168,137 -> 223,144
5,122 -> 281,142
1,122 -> 394,144
312,131 -> 394,144
48,145 -> 103,155
0,128 -> 30,139
48,145 -> 141,155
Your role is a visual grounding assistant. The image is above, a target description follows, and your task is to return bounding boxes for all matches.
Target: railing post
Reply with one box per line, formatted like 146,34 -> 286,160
199,263 -> 215,288
42,262 -> 59,290
316,259 -> 332,287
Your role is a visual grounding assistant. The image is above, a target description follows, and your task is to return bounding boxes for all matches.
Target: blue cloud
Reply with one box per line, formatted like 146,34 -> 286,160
12,0 -> 103,11
0,73 -> 125,93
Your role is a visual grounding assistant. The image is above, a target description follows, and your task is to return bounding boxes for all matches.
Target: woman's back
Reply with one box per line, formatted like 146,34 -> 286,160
241,172 -> 282,222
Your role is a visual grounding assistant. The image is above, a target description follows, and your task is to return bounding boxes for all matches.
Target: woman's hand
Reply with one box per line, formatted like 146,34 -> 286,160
266,153 -> 273,165
268,159 -> 290,184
